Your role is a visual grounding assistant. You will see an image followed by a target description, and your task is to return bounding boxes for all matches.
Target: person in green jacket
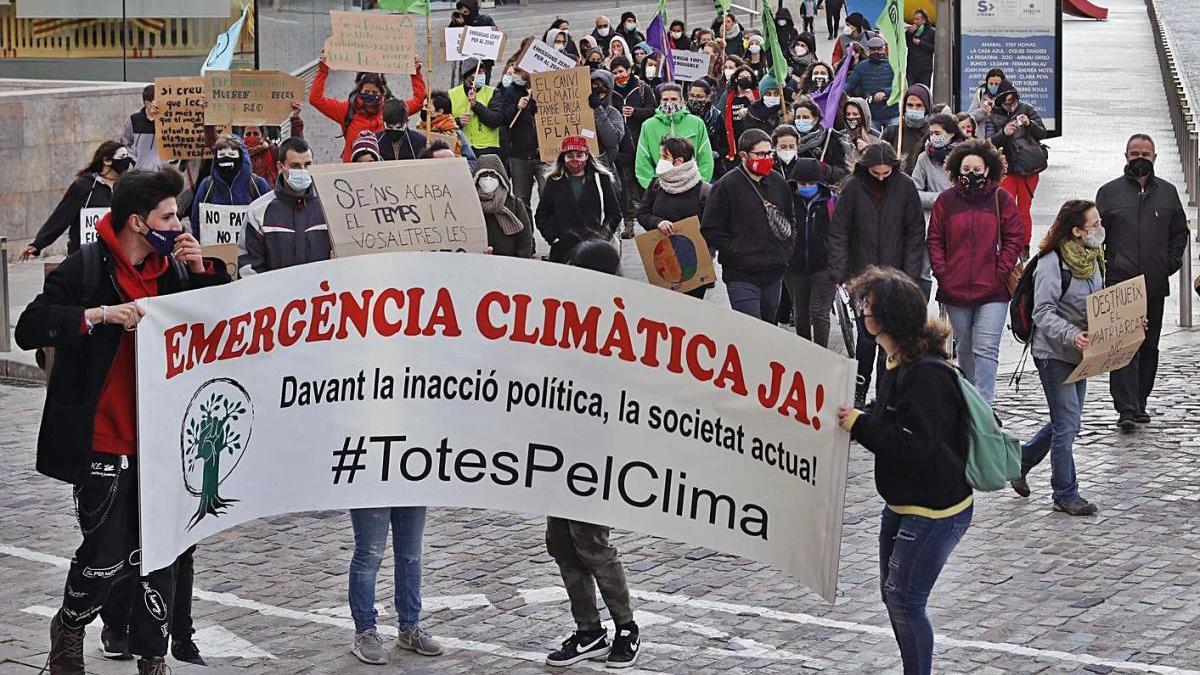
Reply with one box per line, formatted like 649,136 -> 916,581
449,57 -> 504,157
634,83 -> 714,189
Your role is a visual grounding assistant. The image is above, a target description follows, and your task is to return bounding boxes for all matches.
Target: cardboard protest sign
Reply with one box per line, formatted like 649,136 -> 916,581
325,10 -> 417,74
634,217 -> 716,294
444,27 -> 468,62
458,26 -> 505,61
310,158 -> 488,256
137,252 -> 854,602
421,130 -> 462,155
671,51 -> 712,82
1065,275 -> 1147,384
155,76 -> 208,160
203,70 -> 305,126
201,243 -> 240,280
515,38 -> 576,74
529,66 -> 599,163
197,203 -> 250,246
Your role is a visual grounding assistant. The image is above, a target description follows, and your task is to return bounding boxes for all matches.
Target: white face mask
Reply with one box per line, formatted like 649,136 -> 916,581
762,95 -> 781,108
1083,225 -> 1106,249
597,26 -> 610,36
285,168 -> 312,191
794,45 -> 809,56
843,26 -> 854,35
645,64 -> 657,78
477,176 -> 500,193
554,42 -> 566,51
723,68 -> 736,79
775,148 -> 797,164
670,30 -> 682,39
655,158 -> 675,175
625,21 -> 637,30
748,44 -> 762,54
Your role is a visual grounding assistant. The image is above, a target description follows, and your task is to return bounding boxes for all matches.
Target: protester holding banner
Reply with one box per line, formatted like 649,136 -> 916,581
202,102 -> 304,188
450,57 -> 505,158
311,51 -> 427,163
1096,134 -> 1189,430
791,100 -> 849,184
634,84 -> 714,190
21,141 -> 131,259
927,139 -> 1024,403
377,99 -> 427,161
474,154 -> 535,258
16,169 -> 229,675
784,158 -> 836,346
828,142 -> 926,405
881,83 -> 933,175
845,36 -> 894,130
121,85 -> 167,172
1011,200 -> 1105,516
189,135 -> 271,243
535,135 -> 621,263
836,266 -> 971,675
985,81 -> 1048,249
701,129 -> 794,322
239,138 -> 329,275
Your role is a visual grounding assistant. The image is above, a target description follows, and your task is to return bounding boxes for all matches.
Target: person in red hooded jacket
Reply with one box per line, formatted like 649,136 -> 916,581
926,139 -> 1024,403
310,50 -> 427,163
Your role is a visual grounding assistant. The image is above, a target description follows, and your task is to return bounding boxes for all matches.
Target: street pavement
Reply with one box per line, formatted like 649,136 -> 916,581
2,0 -> 1200,672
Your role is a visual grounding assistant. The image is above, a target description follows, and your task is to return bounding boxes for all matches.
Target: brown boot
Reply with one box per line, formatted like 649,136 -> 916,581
48,612 -> 85,675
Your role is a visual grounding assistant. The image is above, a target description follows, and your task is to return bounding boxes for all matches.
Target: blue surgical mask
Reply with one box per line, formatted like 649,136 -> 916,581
144,226 -> 182,257
473,74 -> 487,88
501,74 -> 513,87
795,118 -> 815,133
360,92 -> 380,105
905,108 -> 925,121
987,84 -> 999,95
796,184 -> 819,199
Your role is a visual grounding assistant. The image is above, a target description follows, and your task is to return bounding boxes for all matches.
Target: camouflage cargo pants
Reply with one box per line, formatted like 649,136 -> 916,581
545,517 -> 634,631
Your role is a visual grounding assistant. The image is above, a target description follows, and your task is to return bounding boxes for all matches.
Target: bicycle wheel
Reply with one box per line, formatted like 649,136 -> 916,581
834,286 -> 857,356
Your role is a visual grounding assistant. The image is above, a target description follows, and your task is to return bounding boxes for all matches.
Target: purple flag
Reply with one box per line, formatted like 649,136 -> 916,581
812,55 -> 852,128
645,14 -> 674,81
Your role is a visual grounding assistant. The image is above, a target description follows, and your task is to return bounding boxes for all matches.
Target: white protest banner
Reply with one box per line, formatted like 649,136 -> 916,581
1065,275 -> 1147,384
458,26 -> 505,61
515,39 -> 577,74
79,207 -> 107,247
670,51 -> 711,82
444,27 -> 468,62
198,204 -> 250,246
136,253 -> 854,601
309,158 -> 488,256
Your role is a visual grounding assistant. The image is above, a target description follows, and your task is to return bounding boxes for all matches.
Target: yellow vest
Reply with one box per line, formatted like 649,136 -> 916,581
449,85 -> 500,150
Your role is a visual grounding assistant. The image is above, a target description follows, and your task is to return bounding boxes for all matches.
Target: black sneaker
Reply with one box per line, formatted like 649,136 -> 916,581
172,636 -> 207,666
546,629 -> 609,667
48,612 -> 85,675
1053,497 -> 1098,516
1134,410 -> 1151,424
1010,476 -> 1030,498
1117,414 -> 1137,432
99,624 -> 132,660
606,626 -> 640,669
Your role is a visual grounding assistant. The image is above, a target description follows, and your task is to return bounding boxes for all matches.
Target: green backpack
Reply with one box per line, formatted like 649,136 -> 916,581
905,356 -> 1022,491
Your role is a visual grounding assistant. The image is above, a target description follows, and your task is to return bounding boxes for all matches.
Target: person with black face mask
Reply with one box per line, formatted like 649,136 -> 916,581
376,98 -> 427,161
23,140 -> 134,259
1096,134 -> 1189,430
188,135 -> 271,246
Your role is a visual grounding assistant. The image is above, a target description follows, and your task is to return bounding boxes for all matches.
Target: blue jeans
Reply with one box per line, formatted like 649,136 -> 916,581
1021,358 -> 1085,502
348,507 -> 427,632
944,301 -> 1008,403
726,278 -> 783,324
879,505 -> 973,675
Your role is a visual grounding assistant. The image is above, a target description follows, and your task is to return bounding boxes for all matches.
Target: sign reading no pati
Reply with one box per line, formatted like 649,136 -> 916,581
326,10 -> 417,74
135,252 -> 855,602
309,157 -> 488,256
530,66 -> 598,163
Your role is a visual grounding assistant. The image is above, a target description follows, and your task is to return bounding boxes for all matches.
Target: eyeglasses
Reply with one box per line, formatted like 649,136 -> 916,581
747,150 -> 772,158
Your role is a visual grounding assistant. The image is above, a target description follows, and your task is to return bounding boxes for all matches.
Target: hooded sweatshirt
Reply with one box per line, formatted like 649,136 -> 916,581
588,69 -> 629,169
842,96 -> 882,166
190,138 -> 272,239
634,107 -> 714,188
881,83 -> 932,175
774,8 -> 800,53
615,13 -> 646,49
983,81 -> 1048,175
475,154 -> 535,258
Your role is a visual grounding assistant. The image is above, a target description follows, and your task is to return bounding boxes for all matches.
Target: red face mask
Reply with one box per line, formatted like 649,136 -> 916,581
745,155 -> 774,177
615,74 -> 630,86
565,158 -> 587,174
244,134 -> 262,148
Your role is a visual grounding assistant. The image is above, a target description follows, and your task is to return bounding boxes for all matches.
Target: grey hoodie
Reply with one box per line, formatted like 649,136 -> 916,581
843,96 -> 881,166
588,69 -> 627,170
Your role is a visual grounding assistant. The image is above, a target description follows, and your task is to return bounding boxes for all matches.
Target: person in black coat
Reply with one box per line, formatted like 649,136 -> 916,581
22,141 -> 133,259
784,158 -> 836,346
638,137 -> 713,298
1095,134 -> 1190,428
498,67 -> 542,212
377,99 -> 427,161
535,135 -> 621,263
825,0 -> 846,40
15,169 -> 230,674
773,8 -> 800,54
904,9 -> 935,87
616,12 -> 646,52
669,19 -> 693,51
827,141 -> 926,404
701,128 -> 795,322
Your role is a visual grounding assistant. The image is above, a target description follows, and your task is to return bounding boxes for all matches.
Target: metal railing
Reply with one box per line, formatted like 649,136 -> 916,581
1146,0 -> 1195,327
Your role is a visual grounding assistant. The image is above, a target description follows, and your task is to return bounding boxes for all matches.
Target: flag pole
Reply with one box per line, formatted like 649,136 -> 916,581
425,10 -> 433,128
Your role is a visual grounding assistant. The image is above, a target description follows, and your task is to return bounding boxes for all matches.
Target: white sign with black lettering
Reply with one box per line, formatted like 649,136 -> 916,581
458,27 -> 504,61
79,208 -> 108,246
515,39 -> 576,74
671,51 -> 711,82
198,204 -> 249,246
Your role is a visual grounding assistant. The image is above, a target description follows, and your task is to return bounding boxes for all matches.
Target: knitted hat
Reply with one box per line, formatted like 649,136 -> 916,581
789,157 -> 823,183
560,135 -> 589,154
351,130 -> 382,162
759,73 -> 779,96
867,36 -> 886,49
620,11 -> 636,23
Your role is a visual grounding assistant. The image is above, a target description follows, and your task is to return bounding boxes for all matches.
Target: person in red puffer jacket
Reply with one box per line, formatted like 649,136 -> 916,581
310,50 -> 427,163
927,139 -> 1024,403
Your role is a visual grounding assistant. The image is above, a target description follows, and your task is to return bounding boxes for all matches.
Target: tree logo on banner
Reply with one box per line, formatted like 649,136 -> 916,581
180,378 -> 254,530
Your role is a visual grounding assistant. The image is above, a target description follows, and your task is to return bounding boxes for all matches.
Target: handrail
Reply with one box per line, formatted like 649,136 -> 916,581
1145,0 -> 1194,328
0,236 -> 10,353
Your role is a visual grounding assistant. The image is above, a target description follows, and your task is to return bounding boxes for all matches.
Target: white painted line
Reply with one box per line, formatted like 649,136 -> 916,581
260,14 -> 302,25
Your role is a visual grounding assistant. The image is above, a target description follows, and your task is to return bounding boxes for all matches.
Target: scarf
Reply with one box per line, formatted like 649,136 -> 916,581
925,140 -> 954,166
1059,239 -> 1105,279
95,213 -> 168,301
796,127 -> 827,155
478,183 -> 525,236
656,159 -> 701,194
427,114 -> 459,133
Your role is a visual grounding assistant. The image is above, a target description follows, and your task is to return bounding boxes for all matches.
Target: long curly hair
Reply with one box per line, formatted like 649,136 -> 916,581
849,266 -> 951,363
943,138 -> 1007,179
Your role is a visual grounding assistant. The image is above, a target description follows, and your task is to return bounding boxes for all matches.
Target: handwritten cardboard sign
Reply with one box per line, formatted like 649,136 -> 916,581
203,70 -> 305,126
155,76 -> 208,160
326,10 -> 417,74
458,26 -> 505,61
310,158 -> 488,257
1065,275 -> 1147,384
634,216 -> 716,294
529,66 -> 598,163
671,51 -> 711,82
198,203 -> 250,246
515,38 -> 577,74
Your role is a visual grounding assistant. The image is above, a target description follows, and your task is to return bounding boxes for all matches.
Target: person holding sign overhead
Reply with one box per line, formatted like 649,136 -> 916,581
535,135 -> 621,263
189,135 -> 271,246
22,141 -> 133,259
311,50 -> 427,164
450,58 -> 505,159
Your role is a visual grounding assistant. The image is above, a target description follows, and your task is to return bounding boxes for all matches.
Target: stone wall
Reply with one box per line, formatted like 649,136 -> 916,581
0,79 -> 147,253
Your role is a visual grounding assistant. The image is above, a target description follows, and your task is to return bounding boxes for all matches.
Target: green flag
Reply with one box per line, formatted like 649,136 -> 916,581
379,0 -> 430,16
761,7 -> 790,94
876,0 -> 907,105
713,0 -> 731,15
657,0 -> 668,19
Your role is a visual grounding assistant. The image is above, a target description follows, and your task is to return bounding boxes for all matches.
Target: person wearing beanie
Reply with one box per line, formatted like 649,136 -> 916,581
837,12 -> 871,65
985,81 -> 1048,249
450,57 -> 504,159
784,157 -> 837,346
587,69 -> 629,172
846,35 -> 896,129
377,98 -> 427,161
745,34 -> 769,80
616,11 -> 645,50
189,134 -> 271,241
744,73 -> 784,135
882,82 -> 934,175
474,154 -> 534,258
350,130 -> 382,163
535,135 -> 621,263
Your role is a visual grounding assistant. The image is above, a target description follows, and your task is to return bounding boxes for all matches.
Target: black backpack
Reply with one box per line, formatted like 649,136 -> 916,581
1009,251 -> 1071,344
